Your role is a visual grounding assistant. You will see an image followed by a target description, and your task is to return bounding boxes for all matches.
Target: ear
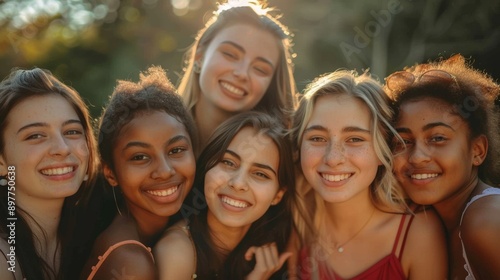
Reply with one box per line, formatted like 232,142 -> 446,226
103,164 -> 119,187
271,188 -> 286,205
471,134 -> 488,166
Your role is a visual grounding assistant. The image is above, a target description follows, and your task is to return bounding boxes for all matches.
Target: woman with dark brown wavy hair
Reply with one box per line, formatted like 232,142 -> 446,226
0,68 -> 99,280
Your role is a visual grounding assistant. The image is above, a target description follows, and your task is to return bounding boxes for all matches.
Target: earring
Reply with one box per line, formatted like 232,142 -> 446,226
193,61 -> 201,74
0,175 -> 7,187
112,186 -> 123,216
83,174 -> 89,181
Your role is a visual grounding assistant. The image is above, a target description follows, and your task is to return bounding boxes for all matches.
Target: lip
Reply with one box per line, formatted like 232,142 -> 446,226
318,171 -> 353,187
143,182 -> 183,204
220,81 -> 246,99
39,164 -> 78,181
218,194 -> 252,212
406,171 -> 441,186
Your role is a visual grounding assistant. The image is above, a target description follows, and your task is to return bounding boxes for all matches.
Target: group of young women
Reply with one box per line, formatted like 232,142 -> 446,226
0,0 -> 499,279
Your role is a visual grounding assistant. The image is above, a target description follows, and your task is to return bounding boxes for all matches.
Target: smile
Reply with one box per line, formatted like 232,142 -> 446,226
221,196 -> 249,208
410,173 -> 439,180
321,173 -> 352,182
146,186 -> 179,197
221,81 -> 245,96
40,166 -> 74,176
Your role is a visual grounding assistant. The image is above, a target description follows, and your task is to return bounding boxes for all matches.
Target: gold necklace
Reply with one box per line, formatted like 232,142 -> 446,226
335,209 -> 375,253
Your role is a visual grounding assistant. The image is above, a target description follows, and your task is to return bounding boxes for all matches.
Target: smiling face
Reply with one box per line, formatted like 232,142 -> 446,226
104,111 -> 195,221
0,94 -> 89,203
393,97 -> 480,205
300,94 -> 380,204
204,127 -> 284,231
197,23 -> 280,114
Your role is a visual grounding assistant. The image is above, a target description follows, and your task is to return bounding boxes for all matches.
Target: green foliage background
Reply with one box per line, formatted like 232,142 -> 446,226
1,0 -> 499,118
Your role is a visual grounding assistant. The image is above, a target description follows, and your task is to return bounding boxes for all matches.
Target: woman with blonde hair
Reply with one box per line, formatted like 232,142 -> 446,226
289,70 -> 447,279
178,0 -> 297,152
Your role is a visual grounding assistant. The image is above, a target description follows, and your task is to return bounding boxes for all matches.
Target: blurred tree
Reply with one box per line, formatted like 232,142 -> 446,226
0,0 -> 499,117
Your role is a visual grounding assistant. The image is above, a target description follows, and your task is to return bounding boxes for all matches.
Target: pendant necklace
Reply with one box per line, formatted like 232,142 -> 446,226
335,209 -> 375,253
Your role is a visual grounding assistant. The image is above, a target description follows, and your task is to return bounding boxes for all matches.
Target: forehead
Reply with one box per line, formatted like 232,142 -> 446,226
209,24 -> 280,60
118,111 -> 188,140
309,94 -> 372,126
6,94 -> 78,127
227,126 -> 279,166
397,97 -> 466,129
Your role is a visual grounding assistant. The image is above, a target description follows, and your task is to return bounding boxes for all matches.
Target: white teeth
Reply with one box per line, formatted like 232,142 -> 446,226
41,166 -> 74,175
146,186 -> 178,197
322,173 -> 351,182
411,173 -> 439,180
221,196 -> 249,208
221,82 -> 245,96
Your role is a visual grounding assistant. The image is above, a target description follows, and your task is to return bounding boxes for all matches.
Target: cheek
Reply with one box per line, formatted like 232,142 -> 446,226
254,77 -> 273,97
204,167 -> 228,193
74,140 -> 90,161
301,144 -> 323,167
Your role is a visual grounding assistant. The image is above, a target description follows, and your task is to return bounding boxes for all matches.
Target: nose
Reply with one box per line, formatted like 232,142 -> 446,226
232,61 -> 249,80
152,157 -> 176,180
323,141 -> 346,166
228,170 -> 248,192
407,142 -> 431,165
49,134 -> 71,157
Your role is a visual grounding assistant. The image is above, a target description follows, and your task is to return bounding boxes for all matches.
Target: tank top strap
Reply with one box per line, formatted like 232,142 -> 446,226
87,240 -> 153,280
391,214 -> 415,259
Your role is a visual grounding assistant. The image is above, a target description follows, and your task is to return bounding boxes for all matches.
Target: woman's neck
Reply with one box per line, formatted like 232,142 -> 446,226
323,195 -> 376,235
433,175 -> 483,232
18,196 -> 64,241
18,196 -> 64,275
206,211 -> 250,253
194,99 -> 235,150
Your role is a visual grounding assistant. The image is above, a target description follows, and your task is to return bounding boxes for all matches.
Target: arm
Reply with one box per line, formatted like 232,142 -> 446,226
153,228 -> 196,280
461,195 -> 500,279
90,243 -> 156,280
403,209 -> 448,280
244,242 -> 292,280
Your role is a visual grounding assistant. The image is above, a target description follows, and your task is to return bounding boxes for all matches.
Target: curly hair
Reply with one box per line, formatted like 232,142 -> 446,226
385,54 -> 500,184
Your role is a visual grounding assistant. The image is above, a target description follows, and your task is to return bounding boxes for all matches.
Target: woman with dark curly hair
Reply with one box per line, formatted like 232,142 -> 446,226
386,54 -> 500,279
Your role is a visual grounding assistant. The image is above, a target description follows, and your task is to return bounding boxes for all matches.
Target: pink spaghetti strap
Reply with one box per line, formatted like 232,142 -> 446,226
87,240 -> 153,280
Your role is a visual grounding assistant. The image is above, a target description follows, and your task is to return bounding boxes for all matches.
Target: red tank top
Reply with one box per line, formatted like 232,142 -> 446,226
298,214 -> 414,280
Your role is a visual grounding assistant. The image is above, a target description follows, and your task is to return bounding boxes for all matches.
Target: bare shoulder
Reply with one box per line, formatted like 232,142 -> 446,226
402,209 -> 448,279
81,216 -> 154,279
0,238 -> 20,280
0,259 -> 16,280
460,191 -> 500,278
153,220 -> 196,280
90,241 -> 156,280
462,191 -> 500,231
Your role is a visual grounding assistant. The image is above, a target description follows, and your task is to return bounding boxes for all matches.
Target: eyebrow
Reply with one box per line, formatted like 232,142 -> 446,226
396,122 -> 455,134
422,122 -> 455,132
122,134 -> 190,151
304,125 -> 371,134
225,149 -> 277,176
17,119 -> 82,135
220,41 -> 275,69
